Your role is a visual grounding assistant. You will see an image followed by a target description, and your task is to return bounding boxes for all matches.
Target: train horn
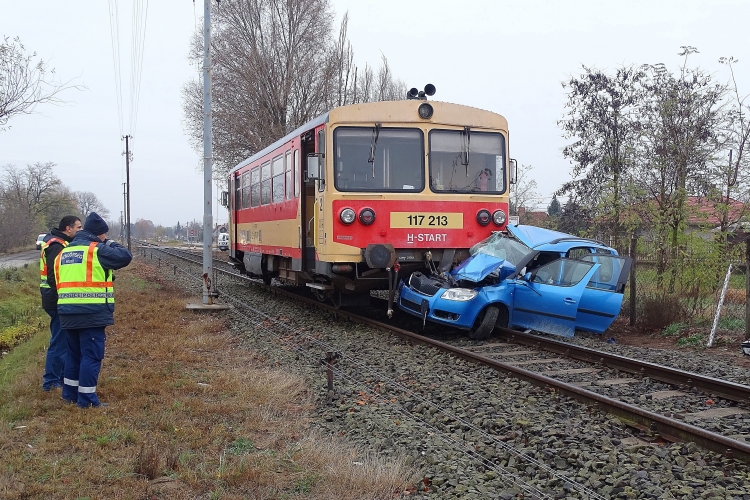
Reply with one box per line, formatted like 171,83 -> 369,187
424,84 -> 436,96
407,87 -> 419,99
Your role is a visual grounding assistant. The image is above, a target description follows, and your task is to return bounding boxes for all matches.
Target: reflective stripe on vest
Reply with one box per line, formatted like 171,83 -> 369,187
40,237 -> 68,289
54,242 -> 114,305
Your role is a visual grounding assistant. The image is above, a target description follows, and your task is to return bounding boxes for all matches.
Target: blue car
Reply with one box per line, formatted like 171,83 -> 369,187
397,225 -> 632,339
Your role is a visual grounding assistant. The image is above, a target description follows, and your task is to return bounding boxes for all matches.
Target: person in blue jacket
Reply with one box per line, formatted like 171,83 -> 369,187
55,212 -> 132,408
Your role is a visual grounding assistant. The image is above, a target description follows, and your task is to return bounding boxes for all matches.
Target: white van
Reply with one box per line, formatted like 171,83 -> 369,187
217,233 -> 229,251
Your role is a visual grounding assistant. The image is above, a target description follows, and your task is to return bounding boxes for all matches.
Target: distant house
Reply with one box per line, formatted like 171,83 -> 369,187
631,196 -> 749,244
684,196 -> 747,230
517,206 -> 549,226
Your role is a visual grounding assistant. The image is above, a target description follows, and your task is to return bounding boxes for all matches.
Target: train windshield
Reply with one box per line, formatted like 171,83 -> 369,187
429,130 -> 507,194
333,127 -> 424,192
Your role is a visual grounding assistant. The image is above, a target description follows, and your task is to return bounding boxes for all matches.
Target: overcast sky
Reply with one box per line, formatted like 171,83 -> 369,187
2,0 -> 749,227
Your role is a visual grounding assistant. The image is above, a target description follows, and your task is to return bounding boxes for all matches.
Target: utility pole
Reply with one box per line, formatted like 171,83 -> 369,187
123,135 -> 132,251
121,184 -> 126,244
202,0 -> 216,305
186,1 -> 226,311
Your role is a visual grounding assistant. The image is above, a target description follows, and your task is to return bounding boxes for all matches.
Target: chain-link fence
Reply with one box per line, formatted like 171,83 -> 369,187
613,236 -> 748,343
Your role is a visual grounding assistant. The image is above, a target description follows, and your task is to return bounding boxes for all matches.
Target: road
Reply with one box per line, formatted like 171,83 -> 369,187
0,249 -> 39,269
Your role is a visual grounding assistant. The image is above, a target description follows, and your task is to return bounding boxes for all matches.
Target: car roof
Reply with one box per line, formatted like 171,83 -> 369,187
506,224 -> 615,253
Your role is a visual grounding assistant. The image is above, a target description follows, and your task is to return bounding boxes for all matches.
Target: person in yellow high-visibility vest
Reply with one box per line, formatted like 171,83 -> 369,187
40,216 -> 82,391
54,212 -> 132,408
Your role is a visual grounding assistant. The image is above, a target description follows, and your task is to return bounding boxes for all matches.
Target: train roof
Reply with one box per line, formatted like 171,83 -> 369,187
228,100 -> 509,176
228,112 -> 330,176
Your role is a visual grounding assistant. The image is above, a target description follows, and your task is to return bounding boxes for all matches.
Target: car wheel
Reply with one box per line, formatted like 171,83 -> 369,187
469,305 -> 500,340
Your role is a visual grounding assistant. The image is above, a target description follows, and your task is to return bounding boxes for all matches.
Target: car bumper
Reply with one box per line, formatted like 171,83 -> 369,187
397,281 -> 489,330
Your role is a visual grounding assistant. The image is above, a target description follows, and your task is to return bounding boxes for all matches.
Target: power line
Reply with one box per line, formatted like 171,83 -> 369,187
129,0 -> 149,135
108,0 -> 124,136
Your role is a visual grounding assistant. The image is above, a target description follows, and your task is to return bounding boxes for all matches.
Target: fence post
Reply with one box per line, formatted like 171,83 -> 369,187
708,264 -> 733,347
629,235 -> 637,327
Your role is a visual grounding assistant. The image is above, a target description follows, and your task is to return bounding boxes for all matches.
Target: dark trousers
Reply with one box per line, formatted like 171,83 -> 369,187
62,327 -> 106,408
42,308 -> 66,390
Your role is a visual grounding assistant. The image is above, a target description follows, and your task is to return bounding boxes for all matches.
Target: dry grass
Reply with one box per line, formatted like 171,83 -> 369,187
0,261 -> 416,499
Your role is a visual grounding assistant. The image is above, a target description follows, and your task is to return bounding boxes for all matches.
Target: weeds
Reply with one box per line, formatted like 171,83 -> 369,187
677,334 -> 706,347
663,322 -> 686,337
0,261 -> 416,499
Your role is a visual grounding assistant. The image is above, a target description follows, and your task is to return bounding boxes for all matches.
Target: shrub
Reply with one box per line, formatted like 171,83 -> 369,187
637,293 -> 685,331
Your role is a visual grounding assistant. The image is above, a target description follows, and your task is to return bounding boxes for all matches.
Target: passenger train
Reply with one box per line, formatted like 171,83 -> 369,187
223,86 -> 516,313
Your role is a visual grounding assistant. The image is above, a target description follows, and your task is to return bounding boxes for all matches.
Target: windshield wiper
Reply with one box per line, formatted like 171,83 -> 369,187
367,123 -> 381,178
461,126 -> 471,176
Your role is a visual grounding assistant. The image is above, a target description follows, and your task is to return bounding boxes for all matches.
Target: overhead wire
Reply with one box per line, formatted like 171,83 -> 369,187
108,0 -> 124,136
129,0 -> 149,135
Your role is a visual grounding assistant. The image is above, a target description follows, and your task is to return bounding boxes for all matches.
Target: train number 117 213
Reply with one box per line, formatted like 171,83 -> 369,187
407,214 -> 449,226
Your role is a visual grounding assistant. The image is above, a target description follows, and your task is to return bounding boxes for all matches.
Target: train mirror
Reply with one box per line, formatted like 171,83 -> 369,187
509,158 -> 518,185
220,191 -> 229,208
305,153 -> 322,181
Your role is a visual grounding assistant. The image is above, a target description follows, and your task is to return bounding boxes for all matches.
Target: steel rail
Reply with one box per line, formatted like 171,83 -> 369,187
494,328 -> 750,404
139,243 -> 750,463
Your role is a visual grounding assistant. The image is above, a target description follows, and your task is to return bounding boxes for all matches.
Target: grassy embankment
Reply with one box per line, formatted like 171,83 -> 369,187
0,262 -> 415,499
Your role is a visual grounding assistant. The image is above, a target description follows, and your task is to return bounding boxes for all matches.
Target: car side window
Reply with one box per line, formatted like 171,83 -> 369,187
532,259 -> 594,287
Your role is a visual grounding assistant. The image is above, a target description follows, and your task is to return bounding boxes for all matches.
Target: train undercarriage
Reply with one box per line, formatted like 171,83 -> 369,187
229,245 -> 471,314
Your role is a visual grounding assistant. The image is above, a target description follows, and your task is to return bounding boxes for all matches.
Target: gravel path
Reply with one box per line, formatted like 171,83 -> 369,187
143,249 -> 750,499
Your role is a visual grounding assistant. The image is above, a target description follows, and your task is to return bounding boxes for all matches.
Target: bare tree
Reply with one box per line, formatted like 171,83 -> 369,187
0,162 -> 76,248
75,191 -> 110,220
182,2 -> 406,177
0,36 -> 83,131
2,162 -> 62,217
510,164 -> 542,222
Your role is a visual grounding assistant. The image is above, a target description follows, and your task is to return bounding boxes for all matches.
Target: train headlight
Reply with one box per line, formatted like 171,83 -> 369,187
340,208 -> 356,225
418,103 -> 433,120
441,288 -> 478,301
359,208 -> 376,225
492,210 -> 507,226
476,209 -> 491,226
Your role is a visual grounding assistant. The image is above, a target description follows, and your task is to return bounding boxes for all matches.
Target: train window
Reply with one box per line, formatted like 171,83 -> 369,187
251,168 -> 260,207
285,151 -> 293,199
272,155 -> 284,203
294,150 -> 300,198
261,162 -> 271,205
333,127 -> 424,193
235,175 -> 241,210
429,130 -> 507,194
241,171 -> 250,209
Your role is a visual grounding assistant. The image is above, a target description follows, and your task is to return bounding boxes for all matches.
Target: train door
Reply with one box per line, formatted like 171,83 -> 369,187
300,131 -> 317,271
229,174 -> 237,259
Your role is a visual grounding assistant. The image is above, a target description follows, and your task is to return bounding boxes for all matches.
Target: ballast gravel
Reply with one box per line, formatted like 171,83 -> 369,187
143,249 -> 750,499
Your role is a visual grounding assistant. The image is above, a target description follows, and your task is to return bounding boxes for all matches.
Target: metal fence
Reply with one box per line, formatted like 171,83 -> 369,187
613,236 -> 748,335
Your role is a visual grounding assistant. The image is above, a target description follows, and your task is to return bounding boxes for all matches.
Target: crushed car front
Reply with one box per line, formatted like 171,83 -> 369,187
397,231 -> 530,328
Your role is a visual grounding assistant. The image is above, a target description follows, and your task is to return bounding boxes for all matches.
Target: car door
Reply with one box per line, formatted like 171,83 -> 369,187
575,254 -> 632,333
510,258 -> 599,338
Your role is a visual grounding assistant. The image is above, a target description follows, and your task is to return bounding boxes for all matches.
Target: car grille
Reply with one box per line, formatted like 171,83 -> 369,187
409,273 -> 442,296
400,298 -> 422,313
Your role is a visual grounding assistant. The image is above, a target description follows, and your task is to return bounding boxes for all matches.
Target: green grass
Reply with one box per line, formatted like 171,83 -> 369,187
718,316 -> 745,330
663,322 -> 686,336
676,334 -> 706,347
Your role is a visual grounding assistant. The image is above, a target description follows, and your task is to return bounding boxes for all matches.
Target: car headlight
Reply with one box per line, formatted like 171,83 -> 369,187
440,288 -> 478,301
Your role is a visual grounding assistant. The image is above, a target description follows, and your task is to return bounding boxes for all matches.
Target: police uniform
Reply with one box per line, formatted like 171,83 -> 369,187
54,212 -> 132,408
39,229 -> 73,391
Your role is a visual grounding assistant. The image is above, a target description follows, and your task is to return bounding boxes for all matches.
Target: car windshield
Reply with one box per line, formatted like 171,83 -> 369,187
469,232 -> 529,267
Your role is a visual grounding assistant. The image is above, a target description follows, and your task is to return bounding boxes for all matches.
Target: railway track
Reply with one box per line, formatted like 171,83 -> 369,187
137,242 -> 750,465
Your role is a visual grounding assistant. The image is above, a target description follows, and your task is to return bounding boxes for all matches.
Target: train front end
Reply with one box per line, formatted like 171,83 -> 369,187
312,99 -> 513,309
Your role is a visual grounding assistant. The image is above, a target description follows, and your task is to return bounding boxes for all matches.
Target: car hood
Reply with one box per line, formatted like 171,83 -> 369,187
451,253 -> 516,283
